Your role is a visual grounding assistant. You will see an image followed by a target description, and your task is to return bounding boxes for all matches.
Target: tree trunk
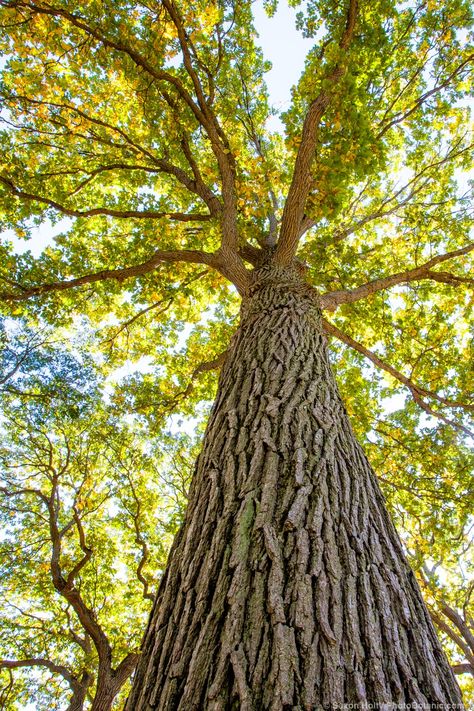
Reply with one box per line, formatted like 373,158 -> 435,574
127,265 -> 464,710
65,671 -> 93,711
90,677 -> 117,711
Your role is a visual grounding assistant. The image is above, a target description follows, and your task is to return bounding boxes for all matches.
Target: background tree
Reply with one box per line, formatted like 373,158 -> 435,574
0,0 -> 472,707
0,323 -> 190,710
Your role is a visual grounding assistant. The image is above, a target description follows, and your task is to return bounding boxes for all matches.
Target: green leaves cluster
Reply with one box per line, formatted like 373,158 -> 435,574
0,321 -> 192,709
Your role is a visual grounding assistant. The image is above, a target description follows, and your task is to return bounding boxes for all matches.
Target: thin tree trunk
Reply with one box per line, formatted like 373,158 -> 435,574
127,264 -> 464,710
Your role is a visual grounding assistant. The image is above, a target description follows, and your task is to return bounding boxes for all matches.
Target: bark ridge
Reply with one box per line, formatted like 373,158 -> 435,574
127,265 -> 464,710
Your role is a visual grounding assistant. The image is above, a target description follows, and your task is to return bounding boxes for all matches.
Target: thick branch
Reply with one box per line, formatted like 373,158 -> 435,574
452,663 -> 474,676
438,599 -> 474,654
113,652 -> 140,691
320,243 -> 474,311
0,175 -> 211,222
1,250 -> 217,302
274,0 -> 358,265
429,610 -> 474,669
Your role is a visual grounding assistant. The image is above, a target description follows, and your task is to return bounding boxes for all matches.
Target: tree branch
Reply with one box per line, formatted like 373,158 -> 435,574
451,663 -> 474,676
112,652 -> 140,690
65,510 -> 93,588
102,270 -> 207,348
134,350 -> 227,416
0,657 -> 81,692
377,53 -> 474,138
274,0 -> 358,265
328,145 -> 473,245
320,243 -> 474,311
124,473 -> 154,603
45,474 -> 114,673
1,0 -> 208,126
0,175 -> 212,222
4,90 -> 223,214
429,610 -> 474,669
323,318 -> 474,437
0,334 -> 48,385
159,0 -> 241,254
0,250 -> 218,302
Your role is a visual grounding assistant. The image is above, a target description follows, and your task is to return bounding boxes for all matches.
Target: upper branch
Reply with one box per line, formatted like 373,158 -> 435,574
1,0 -> 207,126
3,91 -> 223,214
377,52 -> 474,139
0,176 -> 212,222
159,0 -> 241,255
274,0 -> 358,266
320,243 -> 474,311
327,141 -> 474,245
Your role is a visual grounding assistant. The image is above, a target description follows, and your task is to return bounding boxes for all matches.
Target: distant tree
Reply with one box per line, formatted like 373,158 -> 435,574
0,325 -> 186,710
0,0 -> 473,707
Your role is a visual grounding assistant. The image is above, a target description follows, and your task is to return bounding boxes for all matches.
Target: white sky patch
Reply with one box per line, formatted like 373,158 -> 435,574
253,2 -> 313,132
2,217 -> 72,256
380,392 -> 406,415
103,356 -> 156,395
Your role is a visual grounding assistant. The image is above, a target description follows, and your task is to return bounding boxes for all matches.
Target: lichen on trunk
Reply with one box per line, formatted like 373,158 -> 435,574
127,264 -> 464,710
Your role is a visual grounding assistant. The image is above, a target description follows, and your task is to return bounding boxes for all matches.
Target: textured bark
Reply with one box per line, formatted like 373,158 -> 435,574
65,672 -> 93,711
127,264 -> 464,710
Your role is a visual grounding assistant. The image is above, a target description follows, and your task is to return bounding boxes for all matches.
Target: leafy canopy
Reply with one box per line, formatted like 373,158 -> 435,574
0,321 -> 193,708
0,0 -> 473,705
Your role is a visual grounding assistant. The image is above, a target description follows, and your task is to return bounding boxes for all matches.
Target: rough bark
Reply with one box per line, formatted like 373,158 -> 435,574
65,671 -> 93,711
127,264 -> 464,710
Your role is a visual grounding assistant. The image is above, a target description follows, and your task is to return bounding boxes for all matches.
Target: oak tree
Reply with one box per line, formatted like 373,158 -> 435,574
0,0 -> 473,707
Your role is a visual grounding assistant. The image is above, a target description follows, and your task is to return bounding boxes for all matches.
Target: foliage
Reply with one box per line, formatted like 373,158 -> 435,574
0,0 -> 472,706
0,322 -> 191,709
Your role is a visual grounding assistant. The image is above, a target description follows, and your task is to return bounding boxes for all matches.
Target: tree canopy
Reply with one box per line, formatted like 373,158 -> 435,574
0,0 -> 473,707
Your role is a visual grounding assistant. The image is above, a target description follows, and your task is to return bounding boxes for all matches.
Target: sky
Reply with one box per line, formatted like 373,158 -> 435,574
253,2 -> 313,126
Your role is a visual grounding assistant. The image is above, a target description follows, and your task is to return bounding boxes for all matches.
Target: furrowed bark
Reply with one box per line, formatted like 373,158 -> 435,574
127,263 -> 463,710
